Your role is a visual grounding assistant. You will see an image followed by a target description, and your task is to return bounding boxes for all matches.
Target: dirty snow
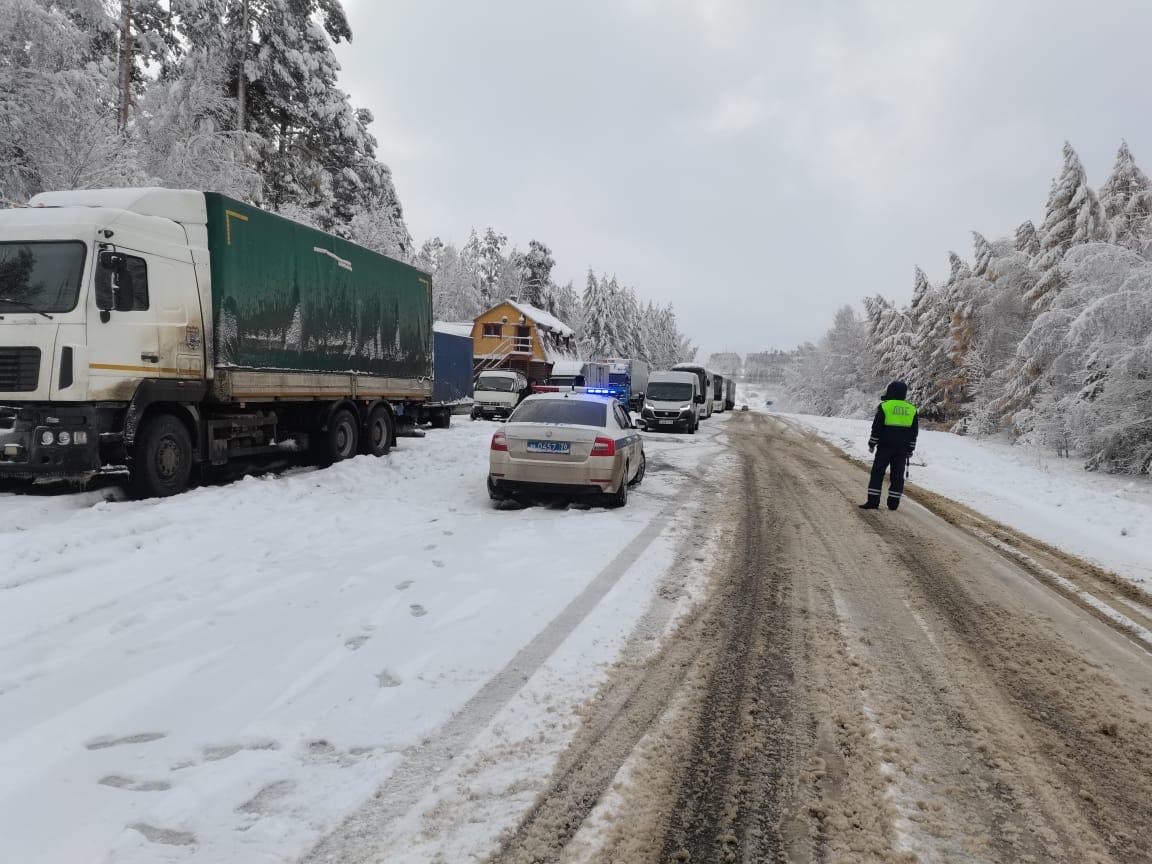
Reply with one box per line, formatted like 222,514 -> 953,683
776,411 -> 1152,589
0,413 -> 733,863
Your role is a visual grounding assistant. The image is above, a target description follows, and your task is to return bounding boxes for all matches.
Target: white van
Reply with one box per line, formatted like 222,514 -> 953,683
640,371 -> 701,433
472,370 -> 527,420
672,363 -> 714,419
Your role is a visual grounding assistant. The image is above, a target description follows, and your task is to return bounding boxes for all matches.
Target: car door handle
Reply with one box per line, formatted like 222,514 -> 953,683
141,353 -> 160,363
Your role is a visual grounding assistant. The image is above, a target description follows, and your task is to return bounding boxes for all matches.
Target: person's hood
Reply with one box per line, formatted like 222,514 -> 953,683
883,380 -> 909,400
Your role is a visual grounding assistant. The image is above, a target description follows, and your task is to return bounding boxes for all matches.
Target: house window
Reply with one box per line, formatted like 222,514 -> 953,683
483,323 -> 502,338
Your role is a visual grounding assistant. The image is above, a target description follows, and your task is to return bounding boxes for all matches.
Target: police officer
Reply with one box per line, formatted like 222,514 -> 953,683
860,380 -> 918,511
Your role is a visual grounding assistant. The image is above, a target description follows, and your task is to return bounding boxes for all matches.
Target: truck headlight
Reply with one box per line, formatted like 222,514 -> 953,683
73,430 -> 88,446
40,431 -> 54,446
57,431 -> 71,446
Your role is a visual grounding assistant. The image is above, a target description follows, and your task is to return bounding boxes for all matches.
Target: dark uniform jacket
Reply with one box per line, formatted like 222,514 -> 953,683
868,381 -> 919,455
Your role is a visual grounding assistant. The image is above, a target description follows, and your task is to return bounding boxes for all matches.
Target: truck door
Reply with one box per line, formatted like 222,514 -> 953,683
87,249 -> 162,401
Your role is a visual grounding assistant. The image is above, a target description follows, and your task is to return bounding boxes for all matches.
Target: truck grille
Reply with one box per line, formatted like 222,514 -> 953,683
0,347 -> 40,392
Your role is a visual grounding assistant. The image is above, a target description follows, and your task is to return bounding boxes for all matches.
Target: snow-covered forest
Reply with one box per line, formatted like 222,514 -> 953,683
1,0 -> 696,366
769,141 -> 1152,475
416,232 -> 697,368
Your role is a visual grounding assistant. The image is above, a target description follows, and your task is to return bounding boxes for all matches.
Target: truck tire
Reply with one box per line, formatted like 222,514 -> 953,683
364,406 -> 393,457
130,413 -> 193,499
316,408 -> 359,465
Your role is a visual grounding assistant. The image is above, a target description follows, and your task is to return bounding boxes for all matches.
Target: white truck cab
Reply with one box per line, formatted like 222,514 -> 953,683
640,371 -> 701,434
472,370 -> 526,420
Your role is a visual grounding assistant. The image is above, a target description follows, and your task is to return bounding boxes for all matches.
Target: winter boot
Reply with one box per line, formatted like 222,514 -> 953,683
859,501 -> 880,510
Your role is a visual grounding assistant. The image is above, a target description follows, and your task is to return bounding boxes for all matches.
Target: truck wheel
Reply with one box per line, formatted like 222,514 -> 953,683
317,409 -> 359,465
365,406 -> 393,457
130,413 -> 193,499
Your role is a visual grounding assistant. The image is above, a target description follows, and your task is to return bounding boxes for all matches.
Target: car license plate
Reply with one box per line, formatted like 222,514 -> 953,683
658,419 -> 674,425
527,440 -> 570,454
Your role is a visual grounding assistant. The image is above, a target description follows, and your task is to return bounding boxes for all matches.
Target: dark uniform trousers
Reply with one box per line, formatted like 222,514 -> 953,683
867,446 -> 906,509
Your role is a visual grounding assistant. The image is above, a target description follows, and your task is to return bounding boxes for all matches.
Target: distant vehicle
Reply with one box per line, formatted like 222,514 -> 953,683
604,358 -> 650,411
740,404 -> 749,411
712,372 -> 726,413
472,370 -> 527,420
725,379 -> 736,411
672,363 -> 714,418
640,371 -> 701,433
488,392 -> 645,507
534,360 -> 611,392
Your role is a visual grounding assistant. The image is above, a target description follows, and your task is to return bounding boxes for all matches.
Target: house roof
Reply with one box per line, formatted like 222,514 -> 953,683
434,321 -> 474,338
504,301 -> 575,339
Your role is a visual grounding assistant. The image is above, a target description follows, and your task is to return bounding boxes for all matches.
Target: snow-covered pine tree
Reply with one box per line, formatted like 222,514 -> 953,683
1029,142 -> 1106,312
516,240 -> 555,307
1015,220 -> 1041,257
1100,141 -> 1152,253
910,265 -> 954,419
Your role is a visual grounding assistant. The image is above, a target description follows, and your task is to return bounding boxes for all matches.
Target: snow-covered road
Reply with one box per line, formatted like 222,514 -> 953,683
0,413 -> 736,863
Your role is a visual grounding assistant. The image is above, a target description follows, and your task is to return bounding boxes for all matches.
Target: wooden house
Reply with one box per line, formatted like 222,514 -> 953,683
471,301 -> 578,382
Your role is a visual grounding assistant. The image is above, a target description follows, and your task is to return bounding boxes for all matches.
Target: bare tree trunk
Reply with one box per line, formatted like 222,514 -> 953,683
237,0 -> 250,132
117,0 -> 133,130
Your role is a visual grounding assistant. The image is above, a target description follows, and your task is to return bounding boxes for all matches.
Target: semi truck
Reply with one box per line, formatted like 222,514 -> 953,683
0,188 -> 435,497
604,358 -> 649,412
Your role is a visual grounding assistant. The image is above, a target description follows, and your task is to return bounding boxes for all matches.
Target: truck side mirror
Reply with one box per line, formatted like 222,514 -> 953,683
95,251 -> 128,312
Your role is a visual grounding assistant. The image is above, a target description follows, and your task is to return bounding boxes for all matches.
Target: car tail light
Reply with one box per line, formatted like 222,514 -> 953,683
591,436 -> 615,457
490,430 -> 508,452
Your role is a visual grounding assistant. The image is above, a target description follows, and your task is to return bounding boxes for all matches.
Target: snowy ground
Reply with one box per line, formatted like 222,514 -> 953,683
765,409 -> 1152,590
0,412 -> 736,864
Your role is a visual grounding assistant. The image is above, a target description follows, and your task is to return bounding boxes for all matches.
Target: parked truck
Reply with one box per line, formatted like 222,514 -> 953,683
430,322 -> 475,426
604,358 -> 650,412
0,188 -> 434,497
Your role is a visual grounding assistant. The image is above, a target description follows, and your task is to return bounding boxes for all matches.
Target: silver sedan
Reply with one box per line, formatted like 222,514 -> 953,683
487,392 -> 645,507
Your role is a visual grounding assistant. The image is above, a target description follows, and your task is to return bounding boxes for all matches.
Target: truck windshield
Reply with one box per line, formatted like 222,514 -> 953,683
476,376 -> 516,392
648,382 -> 693,402
0,241 -> 86,314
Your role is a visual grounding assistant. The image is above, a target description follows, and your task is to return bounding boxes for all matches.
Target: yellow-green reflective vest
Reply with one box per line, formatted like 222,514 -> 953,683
881,399 -> 917,427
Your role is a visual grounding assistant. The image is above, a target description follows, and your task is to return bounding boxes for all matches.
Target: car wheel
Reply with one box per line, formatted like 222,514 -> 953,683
629,451 -> 646,487
487,475 -> 508,503
687,418 -> 697,435
608,464 -> 629,508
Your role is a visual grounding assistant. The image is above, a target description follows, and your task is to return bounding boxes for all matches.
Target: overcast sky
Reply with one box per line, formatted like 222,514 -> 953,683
335,0 -> 1152,359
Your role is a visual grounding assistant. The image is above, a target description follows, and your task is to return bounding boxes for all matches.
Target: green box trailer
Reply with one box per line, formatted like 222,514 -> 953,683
204,193 -> 432,379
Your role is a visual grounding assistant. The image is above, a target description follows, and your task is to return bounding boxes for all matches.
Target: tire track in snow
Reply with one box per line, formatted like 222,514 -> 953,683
301,449 -> 724,864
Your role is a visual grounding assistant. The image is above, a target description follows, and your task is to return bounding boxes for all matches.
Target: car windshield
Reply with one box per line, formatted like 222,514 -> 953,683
0,241 -> 86,314
476,375 -> 516,392
511,399 -> 607,427
648,382 -> 693,401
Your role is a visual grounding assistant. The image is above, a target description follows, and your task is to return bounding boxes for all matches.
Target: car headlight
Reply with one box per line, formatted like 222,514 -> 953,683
57,431 -> 71,446
73,430 -> 88,446
40,431 -> 54,446
643,402 -> 655,413
681,403 -> 692,410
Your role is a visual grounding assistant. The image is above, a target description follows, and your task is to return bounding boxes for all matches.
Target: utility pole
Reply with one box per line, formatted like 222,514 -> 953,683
117,0 -> 133,130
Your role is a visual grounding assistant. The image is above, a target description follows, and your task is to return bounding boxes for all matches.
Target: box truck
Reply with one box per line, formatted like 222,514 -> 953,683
0,188 -> 435,497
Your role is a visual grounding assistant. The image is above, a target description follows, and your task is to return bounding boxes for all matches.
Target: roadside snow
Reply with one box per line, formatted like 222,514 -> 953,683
0,414 -> 733,863
778,412 -> 1152,589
